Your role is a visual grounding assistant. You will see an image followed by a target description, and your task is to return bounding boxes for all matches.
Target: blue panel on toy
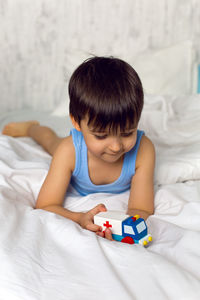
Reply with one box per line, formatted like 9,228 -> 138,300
122,217 -> 147,241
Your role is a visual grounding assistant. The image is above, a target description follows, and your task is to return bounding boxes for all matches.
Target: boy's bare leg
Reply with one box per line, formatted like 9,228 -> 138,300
2,121 -> 63,156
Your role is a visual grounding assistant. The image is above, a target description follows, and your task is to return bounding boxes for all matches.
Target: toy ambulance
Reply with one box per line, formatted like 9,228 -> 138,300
94,210 -> 152,246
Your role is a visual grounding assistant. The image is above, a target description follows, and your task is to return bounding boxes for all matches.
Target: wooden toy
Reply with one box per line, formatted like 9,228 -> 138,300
94,210 -> 152,246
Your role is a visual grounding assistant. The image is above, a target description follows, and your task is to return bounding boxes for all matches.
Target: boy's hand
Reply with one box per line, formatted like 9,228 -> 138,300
78,204 -> 114,241
78,203 -> 106,232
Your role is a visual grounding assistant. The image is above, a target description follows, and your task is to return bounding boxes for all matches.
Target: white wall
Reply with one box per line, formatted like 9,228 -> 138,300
0,0 -> 200,113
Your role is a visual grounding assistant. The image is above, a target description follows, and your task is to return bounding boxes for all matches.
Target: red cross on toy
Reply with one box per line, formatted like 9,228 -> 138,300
102,221 -> 112,235
103,221 -> 112,232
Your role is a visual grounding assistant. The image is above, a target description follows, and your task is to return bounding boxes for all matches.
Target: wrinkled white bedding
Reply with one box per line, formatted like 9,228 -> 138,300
0,95 -> 200,300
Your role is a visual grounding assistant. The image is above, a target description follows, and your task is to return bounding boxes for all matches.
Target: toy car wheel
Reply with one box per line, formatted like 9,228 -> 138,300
121,236 -> 135,244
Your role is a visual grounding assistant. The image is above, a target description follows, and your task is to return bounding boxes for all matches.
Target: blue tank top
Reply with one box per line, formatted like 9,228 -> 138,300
70,129 -> 144,196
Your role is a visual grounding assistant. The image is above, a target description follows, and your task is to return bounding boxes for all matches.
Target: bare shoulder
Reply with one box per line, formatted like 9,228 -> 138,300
136,135 -> 155,168
139,135 -> 155,154
56,135 -> 74,151
51,135 -> 75,173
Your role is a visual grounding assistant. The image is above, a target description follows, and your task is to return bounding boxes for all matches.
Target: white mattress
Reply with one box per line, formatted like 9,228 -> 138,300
0,94 -> 200,299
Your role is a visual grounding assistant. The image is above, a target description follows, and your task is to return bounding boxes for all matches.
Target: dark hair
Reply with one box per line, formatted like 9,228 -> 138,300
69,56 -> 143,133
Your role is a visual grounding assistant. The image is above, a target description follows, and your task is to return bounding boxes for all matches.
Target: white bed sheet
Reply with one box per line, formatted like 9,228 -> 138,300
0,95 -> 200,299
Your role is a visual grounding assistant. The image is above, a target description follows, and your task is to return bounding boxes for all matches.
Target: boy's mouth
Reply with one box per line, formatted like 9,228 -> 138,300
105,151 -> 123,156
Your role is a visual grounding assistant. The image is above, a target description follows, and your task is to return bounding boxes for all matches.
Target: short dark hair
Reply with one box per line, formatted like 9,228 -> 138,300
69,56 -> 143,133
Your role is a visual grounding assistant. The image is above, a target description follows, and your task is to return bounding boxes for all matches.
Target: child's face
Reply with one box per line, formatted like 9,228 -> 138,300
74,118 -> 138,163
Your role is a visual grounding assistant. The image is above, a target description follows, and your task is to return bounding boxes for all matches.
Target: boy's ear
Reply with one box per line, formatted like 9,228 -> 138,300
70,115 -> 81,131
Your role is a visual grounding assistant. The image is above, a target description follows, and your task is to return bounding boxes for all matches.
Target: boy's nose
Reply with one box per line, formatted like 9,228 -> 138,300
109,138 -> 122,153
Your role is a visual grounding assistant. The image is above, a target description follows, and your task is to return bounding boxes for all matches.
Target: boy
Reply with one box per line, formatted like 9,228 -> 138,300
2,56 -> 155,241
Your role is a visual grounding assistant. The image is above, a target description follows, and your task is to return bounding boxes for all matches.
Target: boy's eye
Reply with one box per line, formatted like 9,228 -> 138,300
121,132 -> 134,137
93,131 -> 135,139
94,135 -> 108,140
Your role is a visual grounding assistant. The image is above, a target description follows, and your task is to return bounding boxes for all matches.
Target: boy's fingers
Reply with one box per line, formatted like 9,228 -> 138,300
90,203 -> 107,216
86,223 -> 102,232
84,204 -> 107,233
96,229 -> 113,241
96,231 -> 105,238
104,228 -> 113,241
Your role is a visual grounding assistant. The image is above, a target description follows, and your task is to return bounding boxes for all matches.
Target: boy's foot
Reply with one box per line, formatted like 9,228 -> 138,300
2,121 -> 40,137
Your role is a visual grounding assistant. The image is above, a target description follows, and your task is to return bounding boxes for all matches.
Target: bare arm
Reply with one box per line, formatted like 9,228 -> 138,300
127,136 -> 155,220
35,136 -> 105,231
35,136 -> 78,219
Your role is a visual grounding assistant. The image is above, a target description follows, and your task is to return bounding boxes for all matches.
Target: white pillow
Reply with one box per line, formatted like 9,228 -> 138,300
63,41 -> 195,95
126,40 -> 195,95
52,41 -> 195,116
